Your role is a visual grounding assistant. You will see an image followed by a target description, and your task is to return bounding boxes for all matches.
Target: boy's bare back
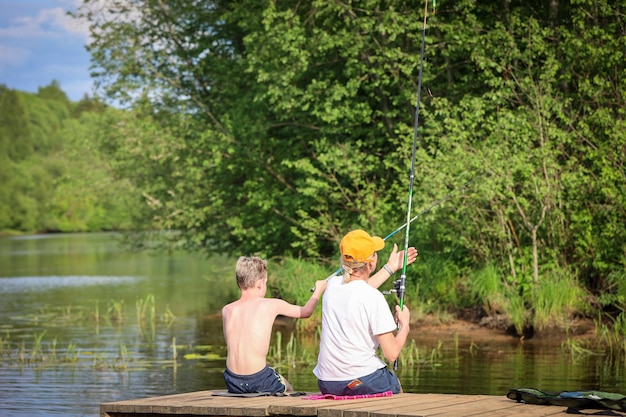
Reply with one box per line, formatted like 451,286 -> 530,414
222,256 -> 326,376
222,297 -> 286,374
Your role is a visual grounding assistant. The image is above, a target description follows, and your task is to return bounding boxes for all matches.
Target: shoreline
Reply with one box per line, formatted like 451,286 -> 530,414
274,312 -> 598,346
411,314 -> 597,346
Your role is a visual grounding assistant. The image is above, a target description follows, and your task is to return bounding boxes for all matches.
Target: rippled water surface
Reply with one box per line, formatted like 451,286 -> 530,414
1,233 -> 624,416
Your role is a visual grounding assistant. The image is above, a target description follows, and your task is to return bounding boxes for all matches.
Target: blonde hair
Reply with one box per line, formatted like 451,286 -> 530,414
341,259 -> 367,283
235,256 -> 267,289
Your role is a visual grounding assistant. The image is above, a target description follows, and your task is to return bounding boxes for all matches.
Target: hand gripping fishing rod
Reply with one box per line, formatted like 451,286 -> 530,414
393,0 -> 430,371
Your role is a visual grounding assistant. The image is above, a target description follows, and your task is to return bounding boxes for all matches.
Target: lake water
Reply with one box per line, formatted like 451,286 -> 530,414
1,233 -> 624,416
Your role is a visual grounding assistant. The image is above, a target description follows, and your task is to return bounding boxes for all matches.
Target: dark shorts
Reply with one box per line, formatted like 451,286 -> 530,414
224,365 -> 287,394
317,367 -> 402,396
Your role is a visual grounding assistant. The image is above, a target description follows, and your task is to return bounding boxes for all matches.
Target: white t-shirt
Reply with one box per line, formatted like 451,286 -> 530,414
313,274 -> 397,381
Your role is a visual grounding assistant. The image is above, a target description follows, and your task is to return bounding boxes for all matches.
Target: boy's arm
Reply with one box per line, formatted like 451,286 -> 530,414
274,280 -> 326,318
300,280 -> 326,317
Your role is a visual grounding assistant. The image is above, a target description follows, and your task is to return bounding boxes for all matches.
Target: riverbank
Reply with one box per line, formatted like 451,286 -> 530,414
273,309 -> 598,346
411,310 -> 597,346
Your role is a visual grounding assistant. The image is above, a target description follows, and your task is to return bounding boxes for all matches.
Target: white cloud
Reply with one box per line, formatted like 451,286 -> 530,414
0,5 -> 89,40
0,1 -> 94,101
38,7 -> 90,38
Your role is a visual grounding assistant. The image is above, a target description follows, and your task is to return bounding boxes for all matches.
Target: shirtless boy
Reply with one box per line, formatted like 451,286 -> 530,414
222,256 -> 327,394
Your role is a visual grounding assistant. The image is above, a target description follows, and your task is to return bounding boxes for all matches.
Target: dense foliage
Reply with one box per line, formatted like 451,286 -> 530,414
16,0 -> 624,334
0,82 -> 137,233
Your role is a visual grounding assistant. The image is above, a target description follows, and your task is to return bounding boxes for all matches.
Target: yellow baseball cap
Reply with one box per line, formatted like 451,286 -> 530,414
340,229 -> 385,263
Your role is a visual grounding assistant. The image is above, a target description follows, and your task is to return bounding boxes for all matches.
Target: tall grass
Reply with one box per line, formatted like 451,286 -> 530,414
590,269 -> 626,356
398,339 -> 420,367
532,270 -> 588,332
595,312 -> 626,356
467,264 -> 590,338
136,293 -> 156,324
0,293 -> 179,368
406,249 -> 464,313
30,330 -> 47,362
468,264 -> 507,316
107,299 -> 124,324
505,289 -> 529,337
267,331 -> 315,370
468,264 -> 528,335
0,331 -> 81,365
268,257 -> 626,358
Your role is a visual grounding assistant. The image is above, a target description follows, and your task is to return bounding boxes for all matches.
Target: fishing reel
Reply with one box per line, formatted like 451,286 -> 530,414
382,277 -> 405,299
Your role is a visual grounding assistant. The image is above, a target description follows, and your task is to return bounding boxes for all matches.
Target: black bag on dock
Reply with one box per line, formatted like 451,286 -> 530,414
507,388 -> 626,412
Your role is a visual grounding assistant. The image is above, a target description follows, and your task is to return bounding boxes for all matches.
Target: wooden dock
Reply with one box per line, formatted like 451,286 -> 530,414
100,390 -> 579,417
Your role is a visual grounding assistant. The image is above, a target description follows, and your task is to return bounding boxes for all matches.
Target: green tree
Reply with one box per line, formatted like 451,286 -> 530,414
75,0 -> 439,258
0,85 -> 33,161
46,110 -> 137,232
74,0 -> 626,327
0,85 -> 138,234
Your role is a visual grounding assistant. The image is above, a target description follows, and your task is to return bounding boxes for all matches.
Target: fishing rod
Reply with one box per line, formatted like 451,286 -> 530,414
392,0 -> 430,371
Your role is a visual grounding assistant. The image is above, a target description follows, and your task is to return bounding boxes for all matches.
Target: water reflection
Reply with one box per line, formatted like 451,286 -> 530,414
0,233 -> 233,417
0,275 -> 138,293
0,233 -> 625,417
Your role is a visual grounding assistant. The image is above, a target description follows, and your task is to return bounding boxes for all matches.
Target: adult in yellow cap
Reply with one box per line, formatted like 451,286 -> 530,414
313,229 -> 418,395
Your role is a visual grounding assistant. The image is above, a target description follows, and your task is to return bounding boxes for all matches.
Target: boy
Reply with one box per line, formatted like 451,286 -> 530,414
222,256 -> 326,394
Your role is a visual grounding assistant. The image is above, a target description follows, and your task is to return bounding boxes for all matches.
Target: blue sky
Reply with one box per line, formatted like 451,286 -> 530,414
0,0 -> 93,102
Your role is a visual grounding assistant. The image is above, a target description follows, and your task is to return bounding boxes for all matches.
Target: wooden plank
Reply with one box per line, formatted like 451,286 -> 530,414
496,402 -> 568,417
191,393 -> 281,416
343,394 -> 480,417
308,394 -> 420,417
183,393 -> 273,416
387,394 -> 503,417
331,394 -> 441,417
164,400 -> 229,415
100,390 -> 590,417
101,391 -> 215,415
414,396 -> 521,417
152,391 -> 218,414
390,395 -> 562,417
134,392 -> 198,414
268,395 -> 327,416
441,397 -> 517,417
299,393 -> 454,417
456,397 -> 566,417
225,396 -> 292,416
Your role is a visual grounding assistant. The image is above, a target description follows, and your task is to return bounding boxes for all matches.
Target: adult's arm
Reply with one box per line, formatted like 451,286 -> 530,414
368,244 -> 418,289
376,305 -> 411,362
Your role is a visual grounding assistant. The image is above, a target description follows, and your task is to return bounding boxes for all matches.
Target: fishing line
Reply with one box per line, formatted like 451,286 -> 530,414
384,174 -> 484,241
386,240 -> 461,298
312,173 -> 483,287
